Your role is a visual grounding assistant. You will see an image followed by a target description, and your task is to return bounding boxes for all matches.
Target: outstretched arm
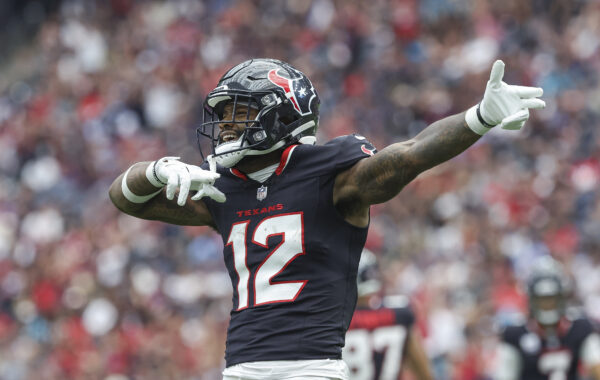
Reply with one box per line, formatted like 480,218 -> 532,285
334,60 -> 545,226
108,160 -> 221,227
334,113 -> 477,225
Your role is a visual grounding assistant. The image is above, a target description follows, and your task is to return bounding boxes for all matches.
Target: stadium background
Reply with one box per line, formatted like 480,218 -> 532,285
1,0 -> 599,379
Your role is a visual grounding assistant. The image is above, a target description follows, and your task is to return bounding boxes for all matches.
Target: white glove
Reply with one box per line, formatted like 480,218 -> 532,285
146,156 -> 225,206
190,156 -> 226,203
466,60 -> 546,135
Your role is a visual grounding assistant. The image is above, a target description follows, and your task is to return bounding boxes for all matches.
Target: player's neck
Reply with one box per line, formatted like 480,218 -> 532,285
235,149 -> 284,174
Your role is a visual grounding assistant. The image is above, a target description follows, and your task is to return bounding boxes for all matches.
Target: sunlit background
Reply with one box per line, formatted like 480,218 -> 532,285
1,0 -> 600,379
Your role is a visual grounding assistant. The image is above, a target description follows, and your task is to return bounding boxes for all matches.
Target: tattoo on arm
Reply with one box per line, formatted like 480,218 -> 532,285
108,162 -> 215,227
345,112 -> 481,206
139,194 -> 216,227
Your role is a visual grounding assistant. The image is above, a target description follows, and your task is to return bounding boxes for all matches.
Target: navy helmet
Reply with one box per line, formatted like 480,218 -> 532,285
198,58 -> 320,167
527,256 -> 571,325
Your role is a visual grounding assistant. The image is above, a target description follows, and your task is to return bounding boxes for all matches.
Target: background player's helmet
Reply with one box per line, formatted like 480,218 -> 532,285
527,256 -> 571,326
198,58 -> 320,167
357,249 -> 382,297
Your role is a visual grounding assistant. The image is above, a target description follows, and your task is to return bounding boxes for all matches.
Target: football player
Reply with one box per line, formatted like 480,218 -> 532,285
494,256 -> 600,380
109,58 -> 545,380
343,249 -> 433,380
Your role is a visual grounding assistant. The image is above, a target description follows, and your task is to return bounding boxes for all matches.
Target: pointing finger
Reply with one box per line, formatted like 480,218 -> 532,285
191,185 -> 226,202
488,60 -> 505,89
205,185 -> 227,203
192,169 -> 220,182
177,168 -> 191,206
191,187 -> 206,201
511,85 -> 544,98
189,167 -> 220,185
166,172 -> 179,200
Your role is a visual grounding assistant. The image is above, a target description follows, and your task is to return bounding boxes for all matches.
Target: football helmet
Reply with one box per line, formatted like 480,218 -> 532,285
527,256 -> 571,326
357,248 -> 382,297
197,58 -> 320,168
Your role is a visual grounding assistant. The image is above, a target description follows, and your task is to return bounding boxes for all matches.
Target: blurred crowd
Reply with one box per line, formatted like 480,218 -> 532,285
1,0 -> 600,379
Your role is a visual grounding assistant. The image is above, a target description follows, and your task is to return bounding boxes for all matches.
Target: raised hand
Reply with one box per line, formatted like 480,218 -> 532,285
466,60 -> 545,134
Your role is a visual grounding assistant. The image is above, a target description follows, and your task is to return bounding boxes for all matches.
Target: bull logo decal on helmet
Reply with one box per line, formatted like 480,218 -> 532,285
361,144 -> 376,156
267,69 -> 316,116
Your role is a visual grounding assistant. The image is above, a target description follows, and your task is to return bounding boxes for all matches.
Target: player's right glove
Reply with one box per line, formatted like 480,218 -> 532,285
466,60 -> 546,135
146,157 -> 226,206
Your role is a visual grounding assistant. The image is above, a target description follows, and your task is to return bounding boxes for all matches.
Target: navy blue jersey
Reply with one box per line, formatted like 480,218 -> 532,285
343,300 -> 415,380
501,316 -> 597,380
202,134 -> 377,367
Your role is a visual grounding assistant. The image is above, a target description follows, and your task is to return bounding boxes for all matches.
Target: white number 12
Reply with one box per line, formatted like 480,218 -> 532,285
226,213 -> 306,310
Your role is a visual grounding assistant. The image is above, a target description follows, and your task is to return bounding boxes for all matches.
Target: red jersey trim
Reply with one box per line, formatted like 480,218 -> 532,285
230,168 -> 248,181
276,144 -> 298,175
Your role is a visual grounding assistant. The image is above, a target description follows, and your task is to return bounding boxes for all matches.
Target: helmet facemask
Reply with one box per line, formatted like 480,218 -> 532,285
527,257 -> 570,326
529,278 -> 565,325
198,89 -> 312,168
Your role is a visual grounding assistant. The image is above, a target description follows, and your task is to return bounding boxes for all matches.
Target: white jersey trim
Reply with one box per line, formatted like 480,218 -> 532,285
247,163 -> 279,183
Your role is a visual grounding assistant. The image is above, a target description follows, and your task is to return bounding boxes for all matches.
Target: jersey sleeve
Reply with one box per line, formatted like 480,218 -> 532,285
286,134 -> 377,180
327,134 -> 377,171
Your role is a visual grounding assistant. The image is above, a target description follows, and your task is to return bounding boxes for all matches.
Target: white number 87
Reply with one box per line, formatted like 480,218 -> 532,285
343,325 -> 408,380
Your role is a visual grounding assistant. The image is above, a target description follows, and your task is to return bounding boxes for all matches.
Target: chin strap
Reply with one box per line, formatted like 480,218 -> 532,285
212,121 -> 318,168
213,149 -> 248,168
213,137 -> 249,168
298,136 -> 316,145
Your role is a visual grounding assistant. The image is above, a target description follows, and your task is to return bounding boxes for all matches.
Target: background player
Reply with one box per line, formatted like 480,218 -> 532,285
494,256 -> 600,380
343,249 -> 433,380
109,57 -> 544,380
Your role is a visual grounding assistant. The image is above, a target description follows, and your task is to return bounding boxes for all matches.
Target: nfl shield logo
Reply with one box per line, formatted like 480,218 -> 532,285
257,185 -> 268,201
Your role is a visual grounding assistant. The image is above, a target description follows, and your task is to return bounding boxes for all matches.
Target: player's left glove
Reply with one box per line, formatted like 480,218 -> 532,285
465,60 -> 546,135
